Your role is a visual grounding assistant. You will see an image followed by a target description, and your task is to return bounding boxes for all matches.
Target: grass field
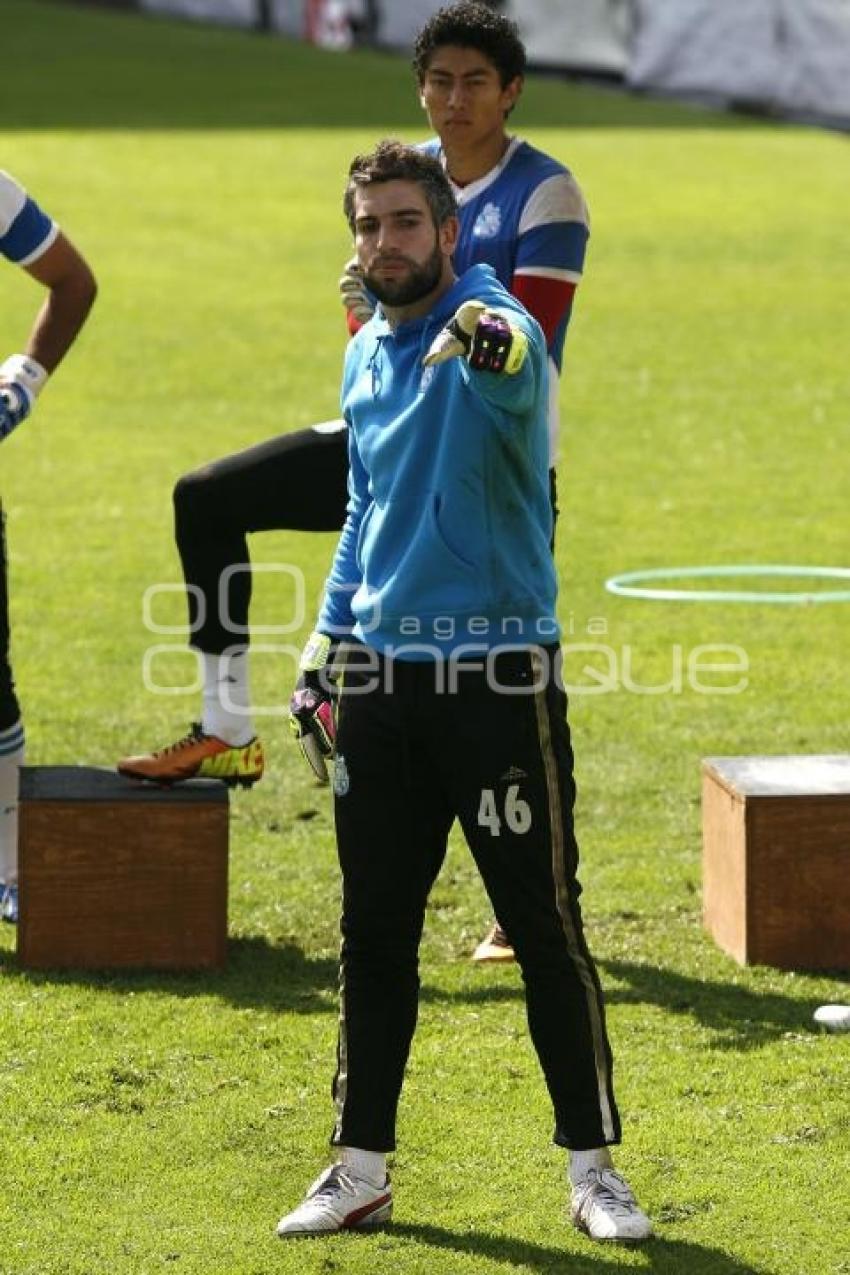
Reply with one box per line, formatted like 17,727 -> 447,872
1,3 -> 849,1272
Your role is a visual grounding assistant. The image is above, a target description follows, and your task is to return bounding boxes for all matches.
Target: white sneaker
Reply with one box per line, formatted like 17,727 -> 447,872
813,1004 -> 850,1033
471,921 -> 515,964
571,1168 -> 652,1242
276,1164 -> 392,1238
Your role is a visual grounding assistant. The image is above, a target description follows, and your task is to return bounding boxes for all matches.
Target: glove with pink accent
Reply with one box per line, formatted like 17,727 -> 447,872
288,631 -> 337,784
423,300 -> 529,374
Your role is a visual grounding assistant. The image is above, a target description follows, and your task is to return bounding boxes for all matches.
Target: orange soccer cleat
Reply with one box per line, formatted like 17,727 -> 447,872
117,723 -> 264,787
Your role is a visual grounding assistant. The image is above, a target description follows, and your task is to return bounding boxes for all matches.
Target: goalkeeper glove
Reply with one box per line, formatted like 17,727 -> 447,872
0,384 -> 31,442
0,353 -> 48,443
423,300 -> 529,374
288,631 -> 337,784
338,257 -> 376,327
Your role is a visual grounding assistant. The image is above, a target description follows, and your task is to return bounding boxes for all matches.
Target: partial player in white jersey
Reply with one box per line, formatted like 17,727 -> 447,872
0,170 -> 97,922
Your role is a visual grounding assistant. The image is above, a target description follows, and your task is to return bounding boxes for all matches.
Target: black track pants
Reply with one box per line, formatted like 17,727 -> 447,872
173,423 -> 349,654
329,645 -> 621,1153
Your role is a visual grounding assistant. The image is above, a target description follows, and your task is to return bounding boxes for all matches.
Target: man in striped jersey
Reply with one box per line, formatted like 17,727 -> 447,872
0,170 -> 97,923
118,6 -> 588,944
413,2 -> 587,964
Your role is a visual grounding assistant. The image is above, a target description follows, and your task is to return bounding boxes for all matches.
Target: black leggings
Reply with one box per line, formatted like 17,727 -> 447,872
0,506 -> 21,732
174,423 -> 350,653
173,422 -> 558,654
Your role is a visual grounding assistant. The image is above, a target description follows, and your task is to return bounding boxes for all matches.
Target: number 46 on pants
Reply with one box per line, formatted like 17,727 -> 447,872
477,784 -> 532,836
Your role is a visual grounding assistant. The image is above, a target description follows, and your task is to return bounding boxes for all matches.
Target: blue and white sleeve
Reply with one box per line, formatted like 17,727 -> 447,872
0,170 -> 59,266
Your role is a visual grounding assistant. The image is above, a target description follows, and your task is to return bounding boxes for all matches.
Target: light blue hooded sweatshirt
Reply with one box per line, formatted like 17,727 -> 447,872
317,263 -> 559,659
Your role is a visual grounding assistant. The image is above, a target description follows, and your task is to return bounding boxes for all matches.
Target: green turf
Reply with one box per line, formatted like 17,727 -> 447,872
1,2 -> 849,1272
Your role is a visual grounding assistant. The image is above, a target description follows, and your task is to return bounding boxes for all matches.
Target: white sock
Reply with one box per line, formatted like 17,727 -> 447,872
338,1146 -> 387,1187
568,1146 -> 614,1187
199,650 -> 254,746
0,721 -> 25,885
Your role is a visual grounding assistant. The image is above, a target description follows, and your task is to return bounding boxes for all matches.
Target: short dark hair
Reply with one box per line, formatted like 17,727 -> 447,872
343,139 -> 458,232
412,2 -> 526,87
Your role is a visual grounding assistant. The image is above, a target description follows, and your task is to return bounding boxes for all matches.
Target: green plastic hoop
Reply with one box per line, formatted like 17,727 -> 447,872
604,564 -> 850,604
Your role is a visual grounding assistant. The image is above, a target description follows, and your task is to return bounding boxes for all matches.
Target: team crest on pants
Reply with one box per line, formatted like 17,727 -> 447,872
333,753 -> 350,796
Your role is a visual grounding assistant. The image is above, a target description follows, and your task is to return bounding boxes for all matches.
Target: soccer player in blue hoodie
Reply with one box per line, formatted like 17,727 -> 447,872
119,0 -> 588,964
277,141 -> 651,1246
118,4 -> 587,808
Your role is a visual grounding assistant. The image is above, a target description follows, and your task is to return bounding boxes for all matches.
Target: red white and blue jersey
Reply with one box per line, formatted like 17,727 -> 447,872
0,170 -> 58,267
420,136 -> 589,459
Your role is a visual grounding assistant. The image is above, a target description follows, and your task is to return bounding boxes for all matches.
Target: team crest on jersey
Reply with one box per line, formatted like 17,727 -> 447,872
472,202 -> 502,239
333,753 -> 350,796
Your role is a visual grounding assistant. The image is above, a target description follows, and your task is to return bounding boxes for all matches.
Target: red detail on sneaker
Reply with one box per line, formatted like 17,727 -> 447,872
344,1190 -> 393,1228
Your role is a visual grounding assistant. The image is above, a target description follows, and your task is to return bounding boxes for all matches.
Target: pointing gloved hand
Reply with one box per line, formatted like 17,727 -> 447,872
423,300 -> 529,374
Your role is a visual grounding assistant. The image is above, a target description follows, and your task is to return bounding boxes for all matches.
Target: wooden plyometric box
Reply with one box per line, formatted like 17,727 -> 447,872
702,755 -> 850,970
17,766 -> 229,971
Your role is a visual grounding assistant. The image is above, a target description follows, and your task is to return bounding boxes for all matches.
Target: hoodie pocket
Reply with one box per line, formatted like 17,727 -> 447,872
431,493 -> 477,573
355,502 -> 376,574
